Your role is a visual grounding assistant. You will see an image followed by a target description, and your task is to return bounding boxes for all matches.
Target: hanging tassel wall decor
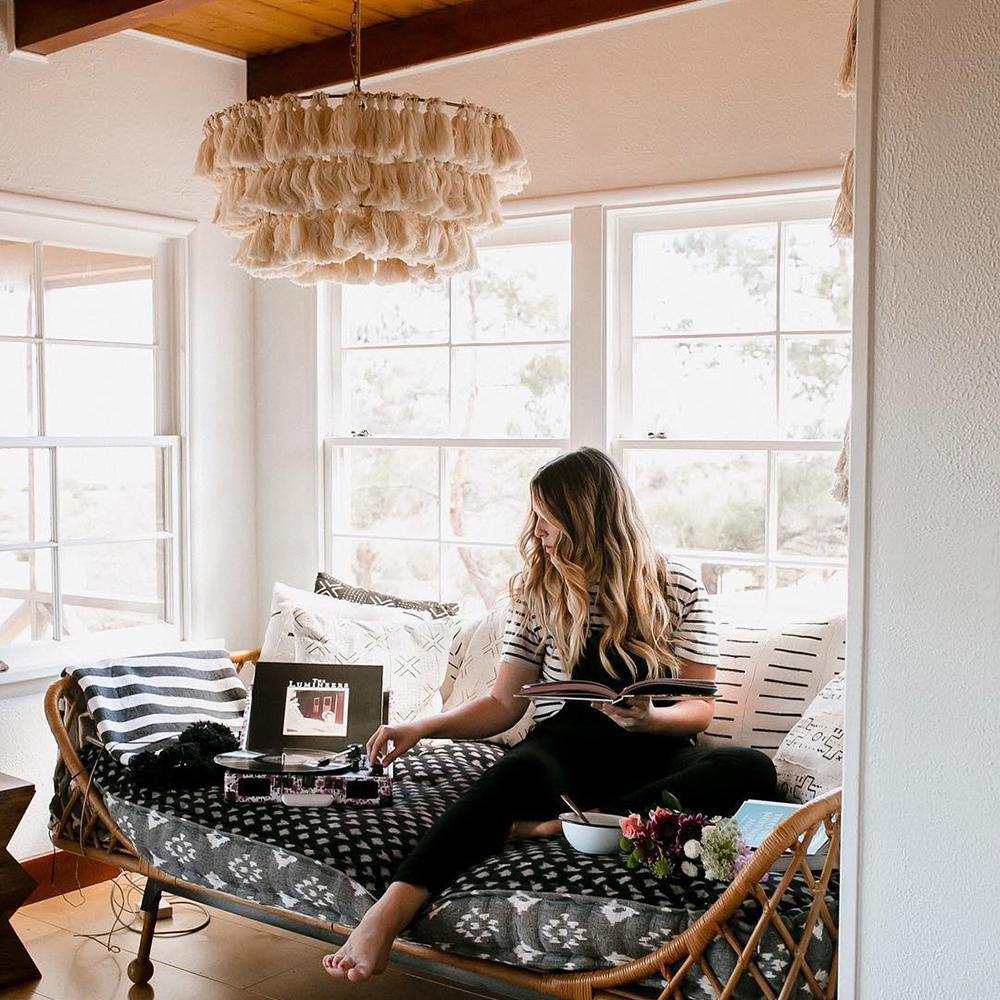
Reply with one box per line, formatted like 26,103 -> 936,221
195,1 -> 529,285
830,0 -> 858,239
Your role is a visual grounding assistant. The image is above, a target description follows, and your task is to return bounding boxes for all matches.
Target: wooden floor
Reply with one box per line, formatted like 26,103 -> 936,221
4,879 -> 489,1000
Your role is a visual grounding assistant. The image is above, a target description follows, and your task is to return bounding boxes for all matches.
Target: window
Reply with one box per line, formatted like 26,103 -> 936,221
0,235 -> 183,652
613,198 -> 852,618
325,217 -> 571,612
323,190 -> 852,619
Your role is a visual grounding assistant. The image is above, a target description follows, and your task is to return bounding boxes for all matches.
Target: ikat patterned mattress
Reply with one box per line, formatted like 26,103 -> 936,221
63,742 -> 837,996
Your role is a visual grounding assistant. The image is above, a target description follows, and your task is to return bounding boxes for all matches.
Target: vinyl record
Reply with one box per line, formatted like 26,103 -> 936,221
214,749 -> 349,774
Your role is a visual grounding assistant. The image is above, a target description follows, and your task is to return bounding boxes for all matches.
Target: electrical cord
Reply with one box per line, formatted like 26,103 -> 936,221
59,737 -> 211,950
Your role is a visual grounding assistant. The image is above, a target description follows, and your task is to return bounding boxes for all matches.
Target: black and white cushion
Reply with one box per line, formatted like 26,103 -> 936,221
701,617 -> 845,756
70,650 -> 246,764
773,673 -> 845,802
315,572 -> 459,620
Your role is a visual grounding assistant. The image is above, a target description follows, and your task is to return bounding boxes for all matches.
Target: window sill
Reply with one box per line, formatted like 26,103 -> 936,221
0,631 -> 226,697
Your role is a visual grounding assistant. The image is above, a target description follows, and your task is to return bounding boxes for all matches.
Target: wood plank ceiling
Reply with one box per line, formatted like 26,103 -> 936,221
14,1 -> 697,99
140,1 -> 475,60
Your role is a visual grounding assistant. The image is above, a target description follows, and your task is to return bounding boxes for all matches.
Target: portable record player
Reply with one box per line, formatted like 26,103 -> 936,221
216,743 -> 392,806
218,661 -> 393,806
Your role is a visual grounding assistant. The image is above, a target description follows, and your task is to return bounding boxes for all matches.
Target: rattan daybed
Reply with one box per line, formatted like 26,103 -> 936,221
45,649 -> 841,1000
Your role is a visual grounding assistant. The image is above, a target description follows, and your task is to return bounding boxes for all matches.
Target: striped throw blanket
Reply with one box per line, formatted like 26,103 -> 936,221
70,649 -> 247,764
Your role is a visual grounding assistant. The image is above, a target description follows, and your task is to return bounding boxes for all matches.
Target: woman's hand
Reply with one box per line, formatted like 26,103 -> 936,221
592,696 -> 656,732
366,721 -> 424,766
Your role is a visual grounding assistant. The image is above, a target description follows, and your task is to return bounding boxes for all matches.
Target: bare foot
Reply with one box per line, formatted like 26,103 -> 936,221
321,881 -> 429,984
509,818 -> 562,839
322,917 -> 394,983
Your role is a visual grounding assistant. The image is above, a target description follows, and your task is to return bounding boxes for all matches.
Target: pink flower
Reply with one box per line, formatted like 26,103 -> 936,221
620,813 -> 642,839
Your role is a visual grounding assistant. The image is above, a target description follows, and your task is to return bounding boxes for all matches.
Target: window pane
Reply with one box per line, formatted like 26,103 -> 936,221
445,447 -> 558,544
627,449 -> 767,554
0,449 -> 50,544
633,337 -> 775,438
685,559 -> 768,621
453,243 -> 571,343
0,341 -> 37,436
0,548 -> 53,644
58,447 -> 165,540
343,346 -> 448,437
451,344 -> 569,437
442,543 -> 519,614
45,344 -> 155,436
59,539 -> 167,634
776,452 -> 848,558
43,246 -> 154,345
334,446 -> 439,539
634,224 -> 777,335
781,335 -> 851,440
0,239 -> 34,338
342,281 -> 449,346
332,537 -> 440,601
781,221 -> 853,330
774,565 -> 847,615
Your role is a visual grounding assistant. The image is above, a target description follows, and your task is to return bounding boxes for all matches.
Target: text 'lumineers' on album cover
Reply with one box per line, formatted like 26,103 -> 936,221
282,679 -> 350,738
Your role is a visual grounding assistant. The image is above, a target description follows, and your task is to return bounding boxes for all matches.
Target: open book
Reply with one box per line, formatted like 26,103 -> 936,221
516,677 -> 717,705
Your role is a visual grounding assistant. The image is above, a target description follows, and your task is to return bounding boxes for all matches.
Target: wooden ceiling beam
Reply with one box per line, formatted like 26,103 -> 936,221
247,0 -> 698,100
14,1 -> 213,55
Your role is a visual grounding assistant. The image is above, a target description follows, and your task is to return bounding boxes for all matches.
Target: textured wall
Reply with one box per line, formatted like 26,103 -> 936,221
858,0 -> 1000,992
0,31 -> 255,859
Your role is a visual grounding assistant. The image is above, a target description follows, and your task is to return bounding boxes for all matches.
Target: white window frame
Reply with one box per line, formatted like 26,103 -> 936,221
322,214 -> 573,601
609,190 -> 849,614
320,179 -> 849,616
0,192 -> 193,677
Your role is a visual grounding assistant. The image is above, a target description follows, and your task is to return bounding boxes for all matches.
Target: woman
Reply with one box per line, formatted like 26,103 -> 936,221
324,448 -> 776,983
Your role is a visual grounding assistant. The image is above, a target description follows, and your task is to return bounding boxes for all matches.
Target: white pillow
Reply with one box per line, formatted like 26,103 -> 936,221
289,608 -> 450,726
700,615 -> 846,756
442,600 -> 534,746
774,673 -> 844,803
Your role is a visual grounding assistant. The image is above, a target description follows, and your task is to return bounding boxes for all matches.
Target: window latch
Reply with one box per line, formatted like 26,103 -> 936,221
350,429 -> 371,437
646,431 -> 667,439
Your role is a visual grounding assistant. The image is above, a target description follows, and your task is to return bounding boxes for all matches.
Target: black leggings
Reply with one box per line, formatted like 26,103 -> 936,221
394,703 -> 777,894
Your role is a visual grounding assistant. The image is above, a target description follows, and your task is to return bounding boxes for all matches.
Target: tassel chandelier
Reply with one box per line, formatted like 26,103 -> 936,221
195,0 -> 529,285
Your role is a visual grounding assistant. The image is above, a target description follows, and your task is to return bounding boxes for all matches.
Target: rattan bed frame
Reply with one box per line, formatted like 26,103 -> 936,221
44,650 -> 841,1000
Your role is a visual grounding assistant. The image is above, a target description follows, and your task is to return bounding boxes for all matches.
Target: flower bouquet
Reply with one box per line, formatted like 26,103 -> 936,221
619,793 -> 751,882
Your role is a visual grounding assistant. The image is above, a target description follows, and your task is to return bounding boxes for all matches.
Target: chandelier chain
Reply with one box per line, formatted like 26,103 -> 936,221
350,0 -> 362,92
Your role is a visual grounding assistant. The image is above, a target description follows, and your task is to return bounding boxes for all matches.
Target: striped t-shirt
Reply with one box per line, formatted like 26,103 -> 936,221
501,563 -> 719,722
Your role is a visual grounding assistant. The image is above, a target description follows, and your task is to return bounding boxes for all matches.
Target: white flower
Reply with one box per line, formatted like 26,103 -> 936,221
681,861 -> 699,877
683,839 -> 702,859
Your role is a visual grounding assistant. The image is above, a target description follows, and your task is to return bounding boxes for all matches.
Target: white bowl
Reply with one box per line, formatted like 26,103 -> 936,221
559,812 -> 625,855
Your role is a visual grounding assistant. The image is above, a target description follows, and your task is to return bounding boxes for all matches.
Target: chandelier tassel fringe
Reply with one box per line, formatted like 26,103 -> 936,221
197,89 -> 527,284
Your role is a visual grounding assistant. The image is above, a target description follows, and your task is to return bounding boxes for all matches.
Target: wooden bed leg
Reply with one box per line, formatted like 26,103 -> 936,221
126,880 -> 161,986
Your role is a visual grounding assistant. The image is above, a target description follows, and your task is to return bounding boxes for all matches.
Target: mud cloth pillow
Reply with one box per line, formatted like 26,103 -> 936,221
773,672 -> 845,803
700,616 -> 846,756
441,599 -> 534,746
287,608 -> 451,725
314,572 -> 459,620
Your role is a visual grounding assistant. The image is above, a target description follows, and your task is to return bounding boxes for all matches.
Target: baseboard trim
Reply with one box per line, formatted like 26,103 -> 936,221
22,849 -> 121,905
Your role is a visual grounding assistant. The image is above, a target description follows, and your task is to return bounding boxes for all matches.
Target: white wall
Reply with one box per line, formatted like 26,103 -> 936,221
854,0 -> 1000,992
0,30 -> 256,859
253,0 -> 857,623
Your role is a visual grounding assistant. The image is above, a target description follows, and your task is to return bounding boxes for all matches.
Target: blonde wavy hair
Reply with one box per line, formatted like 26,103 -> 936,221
510,448 -> 680,681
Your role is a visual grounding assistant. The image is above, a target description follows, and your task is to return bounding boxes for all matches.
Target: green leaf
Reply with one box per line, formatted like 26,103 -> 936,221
619,836 -> 632,853
660,790 -> 683,812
